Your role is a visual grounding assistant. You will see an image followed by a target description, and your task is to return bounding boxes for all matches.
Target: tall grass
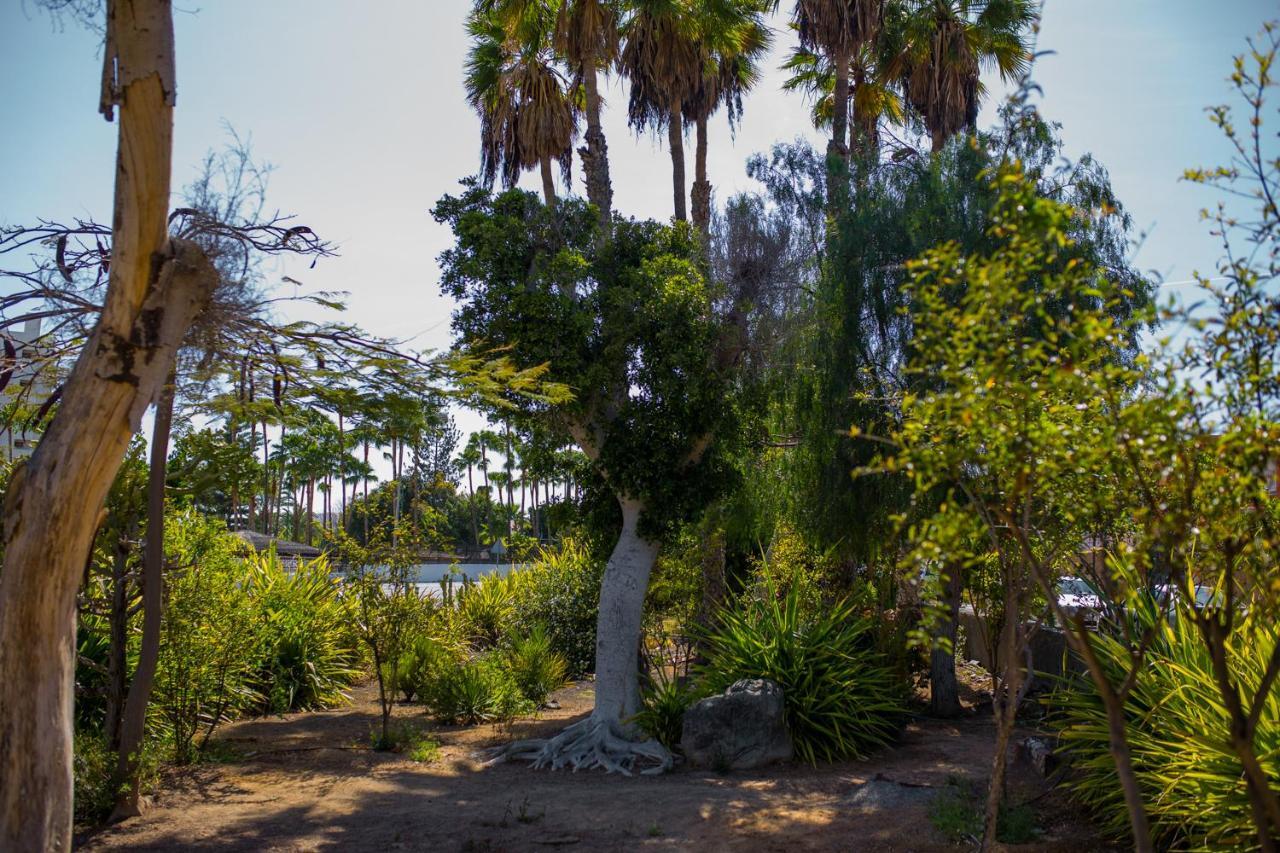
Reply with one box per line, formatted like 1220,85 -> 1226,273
1054,597 -> 1280,851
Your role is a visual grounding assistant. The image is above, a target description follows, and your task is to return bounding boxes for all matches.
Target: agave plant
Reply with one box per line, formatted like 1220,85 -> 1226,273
1054,595 -> 1280,851
699,581 -> 905,764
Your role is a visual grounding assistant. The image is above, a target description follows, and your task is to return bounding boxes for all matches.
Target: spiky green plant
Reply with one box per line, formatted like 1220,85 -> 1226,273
632,667 -> 702,751
457,571 -> 517,648
1054,596 -> 1280,851
698,582 -> 905,764
503,627 -> 568,706
423,656 -> 531,725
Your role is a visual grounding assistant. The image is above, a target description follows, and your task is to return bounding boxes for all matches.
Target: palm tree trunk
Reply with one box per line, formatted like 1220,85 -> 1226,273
540,156 -> 557,206
830,44 -> 851,164
580,63 -> 613,230
111,367 -> 177,820
668,104 -> 687,221
691,112 -> 711,235
931,125 -> 946,153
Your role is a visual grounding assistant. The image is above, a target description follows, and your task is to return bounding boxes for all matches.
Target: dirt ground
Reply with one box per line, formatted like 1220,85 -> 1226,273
78,671 -> 1114,852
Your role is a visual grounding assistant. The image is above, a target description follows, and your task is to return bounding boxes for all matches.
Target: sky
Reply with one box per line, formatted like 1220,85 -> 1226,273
1,0 -> 1276,464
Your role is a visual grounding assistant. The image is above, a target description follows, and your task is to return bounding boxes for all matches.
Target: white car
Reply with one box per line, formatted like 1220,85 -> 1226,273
1056,576 -> 1104,623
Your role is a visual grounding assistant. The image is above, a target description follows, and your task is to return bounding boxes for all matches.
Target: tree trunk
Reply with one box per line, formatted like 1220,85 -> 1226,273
691,113 -> 712,235
111,368 -> 177,820
0,4 -> 215,845
982,596 -> 1025,850
830,44 -> 851,165
539,155 -> 557,207
931,124 -> 947,154
929,564 -> 963,717
668,105 -> 687,222
579,63 -> 613,231
103,536 -> 133,750
593,498 -> 661,723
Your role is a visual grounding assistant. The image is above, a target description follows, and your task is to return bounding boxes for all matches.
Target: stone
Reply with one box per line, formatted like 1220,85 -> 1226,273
680,679 -> 793,770
1017,736 -> 1056,776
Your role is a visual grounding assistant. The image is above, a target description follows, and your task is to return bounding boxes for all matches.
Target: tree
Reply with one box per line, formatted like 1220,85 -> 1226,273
0,3 -> 218,847
885,0 -> 1035,152
436,186 -> 746,771
684,1 -> 772,233
780,40 -> 903,159
466,5 -> 578,206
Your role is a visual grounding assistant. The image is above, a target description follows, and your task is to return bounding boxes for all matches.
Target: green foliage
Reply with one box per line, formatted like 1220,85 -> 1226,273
746,523 -> 844,614
383,634 -> 461,703
457,571 -> 516,648
422,656 -> 531,725
928,779 -> 1040,845
632,670 -> 701,751
1054,598 -> 1280,851
699,583 -> 905,764
154,511 -> 260,764
507,539 -> 604,677
245,552 -> 360,713
502,627 -> 568,706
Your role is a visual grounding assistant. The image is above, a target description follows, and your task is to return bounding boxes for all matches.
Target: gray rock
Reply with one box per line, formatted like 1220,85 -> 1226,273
680,679 -> 793,770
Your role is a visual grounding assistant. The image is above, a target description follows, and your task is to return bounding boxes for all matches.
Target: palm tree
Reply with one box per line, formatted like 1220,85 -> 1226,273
466,7 -> 579,205
619,0 -> 704,221
780,39 -> 903,159
684,1 -> 772,233
885,0 -> 1035,152
786,0 -> 884,166
459,437 -> 484,550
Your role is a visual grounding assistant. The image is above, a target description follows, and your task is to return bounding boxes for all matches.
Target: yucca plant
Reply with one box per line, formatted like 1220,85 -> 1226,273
383,635 -> 460,703
423,657 -> 530,725
503,628 -> 568,706
698,582 -> 905,764
632,667 -> 703,752
457,571 -> 516,648
246,553 -> 360,713
1054,596 -> 1280,851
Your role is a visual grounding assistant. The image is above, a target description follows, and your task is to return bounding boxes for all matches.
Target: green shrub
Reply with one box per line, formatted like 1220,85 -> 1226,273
507,539 -> 604,677
457,571 -> 516,647
383,635 -> 460,702
746,524 -> 845,614
632,670 -> 701,751
423,656 -> 531,725
1054,596 -> 1280,851
246,552 -> 360,713
503,628 -> 568,706
698,582 -> 905,764
154,511 -> 260,764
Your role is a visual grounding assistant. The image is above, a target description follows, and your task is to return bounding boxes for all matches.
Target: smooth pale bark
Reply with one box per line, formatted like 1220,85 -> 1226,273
539,156 -> 557,207
0,3 -> 213,842
580,65 -> 613,230
691,113 -> 711,236
928,565 -> 963,718
110,369 -> 176,820
592,498 -> 661,723
667,105 -> 687,222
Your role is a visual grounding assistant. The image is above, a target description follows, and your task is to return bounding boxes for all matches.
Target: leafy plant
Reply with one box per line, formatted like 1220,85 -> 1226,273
699,582 -> 904,764
1054,596 -> 1280,851
423,656 -> 531,725
507,539 -> 604,677
384,634 -> 460,703
502,628 -> 568,706
632,669 -> 701,751
457,571 -> 515,648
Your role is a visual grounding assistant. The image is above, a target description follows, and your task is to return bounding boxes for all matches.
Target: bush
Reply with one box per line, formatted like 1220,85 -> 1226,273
154,511 -> 260,764
503,627 -> 568,706
456,571 -> 515,648
507,539 -> 604,677
698,582 -> 905,764
383,635 -> 460,702
422,656 -> 531,725
632,670 -> 701,751
245,552 -> 360,713
1054,597 -> 1280,851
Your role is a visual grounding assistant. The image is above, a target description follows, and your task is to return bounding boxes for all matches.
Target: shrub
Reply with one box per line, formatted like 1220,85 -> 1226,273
632,670 -> 701,751
383,635 -> 460,703
456,571 -> 515,648
423,656 -> 531,725
746,523 -> 845,614
154,511 -> 260,764
698,582 -> 905,764
507,539 -> 604,677
503,628 -> 568,706
246,552 -> 360,713
1054,597 -> 1280,851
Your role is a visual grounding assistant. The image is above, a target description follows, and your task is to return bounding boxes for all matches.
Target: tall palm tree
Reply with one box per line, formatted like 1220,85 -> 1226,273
786,0 -> 884,166
885,0 -> 1035,152
780,40 -> 903,159
466,8 -> 579,205
684,1 -> 772,233
619,0 -> 704,221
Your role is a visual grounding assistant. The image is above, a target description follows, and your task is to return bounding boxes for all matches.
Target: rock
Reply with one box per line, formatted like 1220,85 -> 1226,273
680,679 -> 793,770
1017,736 -> 1056,776
844,778 -> 938,811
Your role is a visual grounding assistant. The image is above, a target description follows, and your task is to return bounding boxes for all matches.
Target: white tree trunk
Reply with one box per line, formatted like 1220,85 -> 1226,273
592,497 -> 660,725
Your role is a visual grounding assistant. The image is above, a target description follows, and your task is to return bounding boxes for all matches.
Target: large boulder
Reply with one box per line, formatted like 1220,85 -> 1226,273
680,679 -> 793,770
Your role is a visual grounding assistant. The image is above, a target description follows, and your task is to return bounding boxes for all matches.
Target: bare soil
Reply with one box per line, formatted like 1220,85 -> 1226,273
78,670 -> 1114,852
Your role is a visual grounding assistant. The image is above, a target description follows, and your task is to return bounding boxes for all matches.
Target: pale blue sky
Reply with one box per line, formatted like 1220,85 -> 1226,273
2,0 -> 1275,445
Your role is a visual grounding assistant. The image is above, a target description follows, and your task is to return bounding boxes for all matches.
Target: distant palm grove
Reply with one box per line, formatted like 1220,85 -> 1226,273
1,2 -> 1278,853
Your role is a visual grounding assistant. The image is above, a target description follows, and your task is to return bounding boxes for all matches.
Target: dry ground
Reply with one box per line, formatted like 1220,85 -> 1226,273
78,672 -> 1114,852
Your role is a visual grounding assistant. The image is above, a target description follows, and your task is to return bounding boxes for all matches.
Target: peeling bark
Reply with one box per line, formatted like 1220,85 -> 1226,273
691,113 -> 711,235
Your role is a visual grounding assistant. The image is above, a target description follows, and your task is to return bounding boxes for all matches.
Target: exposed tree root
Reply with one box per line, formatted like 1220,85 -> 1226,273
489,715 -> 672,776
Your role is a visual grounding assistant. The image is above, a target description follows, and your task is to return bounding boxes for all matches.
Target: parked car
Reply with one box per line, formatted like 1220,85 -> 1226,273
1056,576 -> 1104,625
